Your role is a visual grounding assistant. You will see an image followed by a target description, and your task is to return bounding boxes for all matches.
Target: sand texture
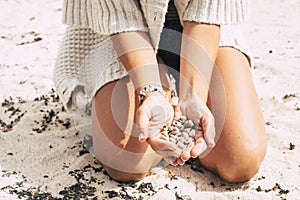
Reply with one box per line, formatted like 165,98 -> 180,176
0,0 -> 299,199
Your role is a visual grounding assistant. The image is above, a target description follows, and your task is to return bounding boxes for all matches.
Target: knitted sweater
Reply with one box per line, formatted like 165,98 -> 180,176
54,0 -> 249,108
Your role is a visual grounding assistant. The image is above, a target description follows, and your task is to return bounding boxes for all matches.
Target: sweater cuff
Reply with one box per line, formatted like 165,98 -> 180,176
180,0 -> 248,25
62,0 -> 147,35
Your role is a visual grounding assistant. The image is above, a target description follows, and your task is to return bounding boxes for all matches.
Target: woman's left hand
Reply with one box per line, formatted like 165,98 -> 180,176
172,96 -> 216,166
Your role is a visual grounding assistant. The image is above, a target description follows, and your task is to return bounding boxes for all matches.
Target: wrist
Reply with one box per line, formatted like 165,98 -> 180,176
137,84 -> 168,105
179,70 -> 209,102
129,64 -> 162,90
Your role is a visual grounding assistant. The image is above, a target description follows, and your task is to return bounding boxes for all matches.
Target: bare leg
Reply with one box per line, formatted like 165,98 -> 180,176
92,62 -> 171,182
200,47 -> 267,182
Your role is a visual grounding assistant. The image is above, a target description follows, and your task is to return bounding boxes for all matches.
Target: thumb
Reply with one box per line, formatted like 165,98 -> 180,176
139,126 -> 149,142
203,117 -> 216,148
136,106 -> 150,142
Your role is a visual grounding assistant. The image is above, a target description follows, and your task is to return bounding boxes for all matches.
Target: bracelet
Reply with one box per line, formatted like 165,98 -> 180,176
138,84 -> 168,105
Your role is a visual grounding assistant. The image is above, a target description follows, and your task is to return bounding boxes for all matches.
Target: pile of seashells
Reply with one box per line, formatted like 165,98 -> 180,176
159,74 -> 199,152
159,115 -> 198,152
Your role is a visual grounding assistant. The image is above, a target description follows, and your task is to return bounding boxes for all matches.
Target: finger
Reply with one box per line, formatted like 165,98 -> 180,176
176,158 -> 185,166
180,151 -> 190,162
139,127 -> 148,142
190,137 -> 207,158
148,138 -> 181,155
171,159 -> 178,166
147,137 -> 169,150
163,106 -> 174,128
156,148 -> 181,158
136,107 -> 150,142
148,122 -> 164,138
203,117 -> 216,148
180,143 -> 194,161
164,156 -> 178,165
165,115 -> 173,128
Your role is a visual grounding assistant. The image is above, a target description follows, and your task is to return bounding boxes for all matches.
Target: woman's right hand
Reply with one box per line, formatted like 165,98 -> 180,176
136,91 -> 182,163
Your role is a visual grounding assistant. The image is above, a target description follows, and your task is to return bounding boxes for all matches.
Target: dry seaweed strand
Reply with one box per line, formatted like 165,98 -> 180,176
1,97 -> 27,132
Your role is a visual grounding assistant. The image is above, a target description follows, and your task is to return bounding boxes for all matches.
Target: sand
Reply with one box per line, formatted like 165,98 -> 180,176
0,0 -> 299,199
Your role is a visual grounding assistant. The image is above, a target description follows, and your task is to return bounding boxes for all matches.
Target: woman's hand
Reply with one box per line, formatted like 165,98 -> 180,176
173,22 -> 220,166
136,92 -> 182,163
173,95 -> 216,165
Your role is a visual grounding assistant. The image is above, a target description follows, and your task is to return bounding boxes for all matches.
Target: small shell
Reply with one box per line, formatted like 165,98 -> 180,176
186,137 -> 194,144
177,141 -> 186,150
169,138 -> 176,144
176,124 -> 183,129
168,126 -> 173,132
172,121 -> 182,127
184,120 -> 194,128
171,96 -> 179,106
171,127 -> 180,134
182,132 -> 189,139
179,116 -> 187,123
189,129 -> 196,138
178,136 -> 185,143
179,126 -> 185,132
160,135 -> 169,141
162,125 -> 168,131
169,134 -> 178,140
184,127 -> 191,132
161,130 -> 168,135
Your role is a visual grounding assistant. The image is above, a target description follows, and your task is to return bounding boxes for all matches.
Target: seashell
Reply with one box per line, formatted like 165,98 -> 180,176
184,127 -> 191,132
179,126 -> 185,131
184,120 -> 194,128
182,131 -> 189,139
171,127 -> 180,134
178,136 -> 185,143
169,134 -> 178,141
183,139 -> 189,145
188,129 -> 196,138
162,125 -> 168,131
179,116 -> 187,123
171,96 -> 179,106
176,141 -> 186,150
186,137 -> 194,144
159,115 -> 199,153
176,124 -> 183,129
169,138 -> 176,144
160,135 -> 169,141
176,121 -> 183,128
161,130 -> 168,135
172,121 -> 180,127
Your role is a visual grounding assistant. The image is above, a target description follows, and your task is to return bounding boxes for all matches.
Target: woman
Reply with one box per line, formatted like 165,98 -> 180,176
54,0 -> 266,183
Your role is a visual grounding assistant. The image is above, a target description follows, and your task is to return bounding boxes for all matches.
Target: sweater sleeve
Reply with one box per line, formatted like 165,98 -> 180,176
175,0 -> 248,25
62,0 -> 147,35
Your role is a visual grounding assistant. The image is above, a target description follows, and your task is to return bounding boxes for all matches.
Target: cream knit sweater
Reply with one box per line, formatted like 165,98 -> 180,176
54,0 -> 249,108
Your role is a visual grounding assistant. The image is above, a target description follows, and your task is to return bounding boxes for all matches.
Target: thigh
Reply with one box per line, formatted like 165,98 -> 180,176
92,76 -> 162,181
200,47 -> 267,182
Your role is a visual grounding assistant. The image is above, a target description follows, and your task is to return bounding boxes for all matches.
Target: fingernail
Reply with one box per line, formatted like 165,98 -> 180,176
209,140 -> 215,148
139,134 -> 146,142
191,154 -> 198,158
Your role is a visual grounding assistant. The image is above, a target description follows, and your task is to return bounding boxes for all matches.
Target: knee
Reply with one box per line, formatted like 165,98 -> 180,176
104,166 -> 147,183
218,154 -> 262,183
217,136 -> 267,183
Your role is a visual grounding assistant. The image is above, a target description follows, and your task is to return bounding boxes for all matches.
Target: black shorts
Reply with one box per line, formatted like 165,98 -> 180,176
157,1 -> 182,76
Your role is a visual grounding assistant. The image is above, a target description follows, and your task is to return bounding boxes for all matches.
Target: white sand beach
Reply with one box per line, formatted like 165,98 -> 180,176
0,0 -> 299,199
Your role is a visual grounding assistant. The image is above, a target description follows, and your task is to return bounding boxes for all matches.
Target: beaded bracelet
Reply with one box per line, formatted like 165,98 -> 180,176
138,84 -> 168,105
